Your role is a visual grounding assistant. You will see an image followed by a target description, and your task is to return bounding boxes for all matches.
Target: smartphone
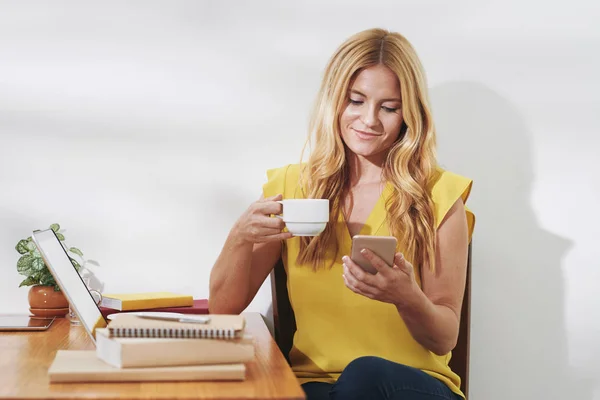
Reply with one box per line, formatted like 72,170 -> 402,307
351,235 -> 398,274
0,315 -> 55,331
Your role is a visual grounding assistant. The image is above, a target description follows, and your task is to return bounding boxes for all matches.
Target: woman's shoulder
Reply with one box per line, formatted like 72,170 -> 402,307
429,167 -> 474,230
265,163 -> 305,180
263,163 -> 306,198
429,168 -> 473,195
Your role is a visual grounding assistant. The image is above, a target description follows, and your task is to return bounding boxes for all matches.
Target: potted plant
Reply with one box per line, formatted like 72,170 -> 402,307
15,223 -> 87,318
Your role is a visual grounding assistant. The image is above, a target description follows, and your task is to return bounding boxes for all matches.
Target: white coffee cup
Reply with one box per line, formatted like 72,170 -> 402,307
276,199 -> 329,236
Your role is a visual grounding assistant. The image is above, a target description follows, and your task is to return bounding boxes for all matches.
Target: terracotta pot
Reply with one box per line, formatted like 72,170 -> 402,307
28,285 -> 69,318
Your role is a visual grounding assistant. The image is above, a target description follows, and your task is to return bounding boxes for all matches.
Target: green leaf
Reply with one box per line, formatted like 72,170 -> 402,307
56,233 -> 65,241
69,247 -> 83,257
19,276 -> 38,287
32,258 -> 46,271
16,254 -> 34,276
15,240 -> 29,254
26,240 -> 37,251
71,258 -> 81,272
50,223 -> 60,232
39,270 -> 56,286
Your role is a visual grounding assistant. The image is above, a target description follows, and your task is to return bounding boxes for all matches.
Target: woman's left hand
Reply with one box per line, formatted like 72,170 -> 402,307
342,249 -> 420,308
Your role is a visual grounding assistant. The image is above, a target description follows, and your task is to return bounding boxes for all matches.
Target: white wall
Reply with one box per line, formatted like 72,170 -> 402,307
1,1 -> 598,399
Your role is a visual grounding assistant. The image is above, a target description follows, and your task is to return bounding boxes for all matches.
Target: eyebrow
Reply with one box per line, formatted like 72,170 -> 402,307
350,89 -> 401,103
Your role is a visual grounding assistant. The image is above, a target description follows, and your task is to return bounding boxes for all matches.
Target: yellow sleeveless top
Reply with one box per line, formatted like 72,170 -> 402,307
262,164 -> 475,398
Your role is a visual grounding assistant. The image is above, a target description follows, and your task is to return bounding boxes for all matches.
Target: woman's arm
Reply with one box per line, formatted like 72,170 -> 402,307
208,194 -> 292,314
342,198 -> 469,355
394,198 -> 469,355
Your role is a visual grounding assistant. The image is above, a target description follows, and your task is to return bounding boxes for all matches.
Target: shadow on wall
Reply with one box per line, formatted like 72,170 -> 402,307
430,82 -> 594,400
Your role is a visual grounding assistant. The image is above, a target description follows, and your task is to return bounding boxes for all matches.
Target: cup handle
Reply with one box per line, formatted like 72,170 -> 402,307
89,289 -> 103,306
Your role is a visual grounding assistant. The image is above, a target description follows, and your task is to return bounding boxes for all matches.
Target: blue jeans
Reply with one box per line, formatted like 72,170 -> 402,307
301,356 -> 462,400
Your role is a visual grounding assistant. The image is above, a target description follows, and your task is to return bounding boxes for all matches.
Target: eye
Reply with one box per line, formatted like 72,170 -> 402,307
349,98 -> 363,105
382,106 -> 399,113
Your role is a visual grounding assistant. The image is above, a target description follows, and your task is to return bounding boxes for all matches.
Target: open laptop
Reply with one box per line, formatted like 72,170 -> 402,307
32,229 -> 108,342
32,229 -> 209,343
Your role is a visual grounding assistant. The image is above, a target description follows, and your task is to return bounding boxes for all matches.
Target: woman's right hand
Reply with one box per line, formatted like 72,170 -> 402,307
233,194 -> 293,244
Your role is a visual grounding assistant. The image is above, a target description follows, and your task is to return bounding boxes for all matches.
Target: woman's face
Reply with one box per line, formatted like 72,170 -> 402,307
339,64 -> 404,162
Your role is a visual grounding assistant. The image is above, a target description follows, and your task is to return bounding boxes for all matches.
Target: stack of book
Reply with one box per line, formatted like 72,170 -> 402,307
48,292 -> 253,383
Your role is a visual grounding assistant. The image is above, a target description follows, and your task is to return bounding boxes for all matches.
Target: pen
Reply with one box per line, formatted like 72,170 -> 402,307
136,314 -> 211,324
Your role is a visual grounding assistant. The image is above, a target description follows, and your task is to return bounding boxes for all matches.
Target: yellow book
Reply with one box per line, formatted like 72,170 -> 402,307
99,292 -> 194,311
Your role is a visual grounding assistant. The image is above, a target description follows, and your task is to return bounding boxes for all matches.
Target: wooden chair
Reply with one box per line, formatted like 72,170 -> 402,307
270,243 -> 473,397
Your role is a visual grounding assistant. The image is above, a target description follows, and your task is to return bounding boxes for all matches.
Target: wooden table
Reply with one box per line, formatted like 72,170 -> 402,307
0,312 -> 305,400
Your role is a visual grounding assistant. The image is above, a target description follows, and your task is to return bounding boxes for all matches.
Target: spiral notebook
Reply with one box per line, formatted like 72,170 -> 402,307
107,314 -> 245,339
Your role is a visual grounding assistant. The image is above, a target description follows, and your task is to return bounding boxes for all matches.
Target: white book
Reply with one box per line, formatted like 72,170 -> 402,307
48,350 -> 246,383
95,328 -> 254,368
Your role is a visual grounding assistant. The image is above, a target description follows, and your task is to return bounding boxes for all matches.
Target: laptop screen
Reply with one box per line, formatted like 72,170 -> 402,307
32,229 -> 107,342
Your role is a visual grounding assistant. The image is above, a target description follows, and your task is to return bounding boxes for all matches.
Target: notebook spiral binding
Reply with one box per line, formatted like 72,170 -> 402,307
108,327 -> 238,339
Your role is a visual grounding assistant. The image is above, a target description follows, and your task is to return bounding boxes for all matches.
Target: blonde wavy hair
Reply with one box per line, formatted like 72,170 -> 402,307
297,28 -> 439,272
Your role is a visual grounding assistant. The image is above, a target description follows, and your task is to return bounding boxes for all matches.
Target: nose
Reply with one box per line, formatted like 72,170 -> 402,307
360,103 -> 379,129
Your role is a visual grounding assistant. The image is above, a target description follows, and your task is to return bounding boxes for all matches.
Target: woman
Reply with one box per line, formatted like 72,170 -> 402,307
209,28 -> 474,400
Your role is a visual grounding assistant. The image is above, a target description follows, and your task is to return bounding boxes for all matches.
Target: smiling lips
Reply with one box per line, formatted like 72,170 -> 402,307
353,128 -> 380,140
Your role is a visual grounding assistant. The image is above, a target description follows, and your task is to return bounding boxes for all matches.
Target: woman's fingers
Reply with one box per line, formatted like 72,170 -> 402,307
257,197 -> 284,215
236,194 -> 293,243
262,215 -> 286,230
257,231 -> 293,243
262,194 -> 283,202
343,262 -> 379,297
393,252 -> 414,277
